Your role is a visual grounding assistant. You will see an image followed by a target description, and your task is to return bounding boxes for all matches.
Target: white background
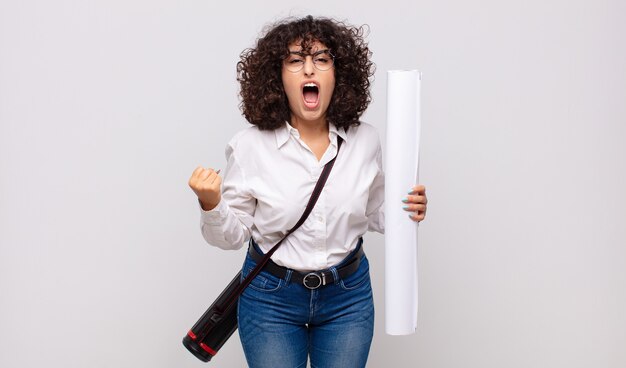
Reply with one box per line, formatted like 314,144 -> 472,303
1,0 -> 625,367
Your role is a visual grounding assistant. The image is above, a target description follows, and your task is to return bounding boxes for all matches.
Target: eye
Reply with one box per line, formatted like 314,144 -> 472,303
314,56 -> 330,65
286,54 -> 304,64
313,50 -> 333,65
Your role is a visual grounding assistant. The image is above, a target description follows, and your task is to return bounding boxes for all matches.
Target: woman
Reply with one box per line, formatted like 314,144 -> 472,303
188,15 -> 427,368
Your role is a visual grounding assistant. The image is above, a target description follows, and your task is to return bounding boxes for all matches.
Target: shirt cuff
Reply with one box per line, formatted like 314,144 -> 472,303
199,199 -> 228,225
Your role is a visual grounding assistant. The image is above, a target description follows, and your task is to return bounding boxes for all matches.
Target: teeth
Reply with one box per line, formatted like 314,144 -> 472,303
304,83 -> 317,87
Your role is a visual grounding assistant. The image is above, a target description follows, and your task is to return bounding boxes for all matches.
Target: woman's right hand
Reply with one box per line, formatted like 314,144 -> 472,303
188,167 -> 222,211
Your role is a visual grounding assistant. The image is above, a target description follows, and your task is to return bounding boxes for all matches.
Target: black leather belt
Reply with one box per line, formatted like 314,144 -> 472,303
248,238 -> 365,290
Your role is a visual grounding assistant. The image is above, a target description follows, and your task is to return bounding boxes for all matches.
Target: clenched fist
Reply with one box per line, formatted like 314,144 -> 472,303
188,167 -> 222,211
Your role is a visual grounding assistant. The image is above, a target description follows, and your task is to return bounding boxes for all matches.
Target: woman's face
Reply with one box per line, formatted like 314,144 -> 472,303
281,40 -> 335,126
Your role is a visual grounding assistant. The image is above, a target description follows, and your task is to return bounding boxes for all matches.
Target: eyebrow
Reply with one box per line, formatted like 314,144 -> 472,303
288,49 -> 331,57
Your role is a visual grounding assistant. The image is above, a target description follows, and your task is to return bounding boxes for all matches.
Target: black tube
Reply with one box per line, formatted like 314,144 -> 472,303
182,272 -> 241,362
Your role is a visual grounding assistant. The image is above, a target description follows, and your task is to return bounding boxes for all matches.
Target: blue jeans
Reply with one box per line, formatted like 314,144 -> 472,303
237,243 -> 375,368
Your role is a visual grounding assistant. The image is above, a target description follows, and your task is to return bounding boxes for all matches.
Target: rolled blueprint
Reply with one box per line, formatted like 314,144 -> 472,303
385,70 -> 421,335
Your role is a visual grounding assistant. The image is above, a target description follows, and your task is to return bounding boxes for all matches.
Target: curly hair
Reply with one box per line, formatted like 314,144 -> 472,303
236,15 -> 375,131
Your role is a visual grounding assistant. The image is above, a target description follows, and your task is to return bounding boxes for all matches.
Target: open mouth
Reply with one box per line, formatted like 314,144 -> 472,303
302,83 -> 320,108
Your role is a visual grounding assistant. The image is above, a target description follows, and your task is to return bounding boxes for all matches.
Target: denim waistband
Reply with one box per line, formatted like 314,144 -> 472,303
248,237 -> 364,271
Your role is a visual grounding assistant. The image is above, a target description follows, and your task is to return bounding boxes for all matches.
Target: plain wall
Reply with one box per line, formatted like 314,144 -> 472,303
1,0 -> 625,367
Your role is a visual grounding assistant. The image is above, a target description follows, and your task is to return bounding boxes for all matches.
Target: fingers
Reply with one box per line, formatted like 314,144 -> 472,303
409,212 -> 426,222
188,167 -> 223,207
189,167 -> 221,185
403,201 -> 427,218
402,194 -> 427,205
404,184 -> 427,223
409,185 -> 426,195
191,166 -> 204,176
199,169 -> 217,183
188,167 -> 223,211
191,166 -> 217,179
402,204 -> 426,212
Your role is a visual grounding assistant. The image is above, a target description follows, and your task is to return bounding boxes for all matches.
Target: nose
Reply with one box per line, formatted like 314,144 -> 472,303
303,55 -> 315,76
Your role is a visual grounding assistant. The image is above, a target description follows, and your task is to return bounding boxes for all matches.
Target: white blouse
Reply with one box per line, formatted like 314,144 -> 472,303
200,121 -> 385,271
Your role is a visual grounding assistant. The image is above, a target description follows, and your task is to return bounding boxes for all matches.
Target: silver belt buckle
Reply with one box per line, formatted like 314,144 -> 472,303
303,272 -> 323,289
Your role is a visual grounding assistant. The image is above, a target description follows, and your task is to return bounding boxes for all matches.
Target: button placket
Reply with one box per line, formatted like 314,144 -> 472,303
314,185 -> 328,268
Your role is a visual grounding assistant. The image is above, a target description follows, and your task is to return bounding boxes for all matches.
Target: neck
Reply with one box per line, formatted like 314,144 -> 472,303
289,116 -> 329,140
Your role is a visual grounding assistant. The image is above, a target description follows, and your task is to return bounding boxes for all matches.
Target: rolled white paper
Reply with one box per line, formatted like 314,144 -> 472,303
384,70 -> 421,335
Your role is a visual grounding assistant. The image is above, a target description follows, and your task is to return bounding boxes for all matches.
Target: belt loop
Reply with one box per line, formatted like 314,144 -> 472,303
329,267 -> 340,285
250,238 -> 263,255
285,269 -> 293,286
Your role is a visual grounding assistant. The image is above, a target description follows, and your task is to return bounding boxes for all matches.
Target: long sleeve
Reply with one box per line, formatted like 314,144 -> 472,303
366,139 -> 385,234
199,138 -> 256,250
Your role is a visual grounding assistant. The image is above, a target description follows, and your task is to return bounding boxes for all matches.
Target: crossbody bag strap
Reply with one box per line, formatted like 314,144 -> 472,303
216,136 -> 344,312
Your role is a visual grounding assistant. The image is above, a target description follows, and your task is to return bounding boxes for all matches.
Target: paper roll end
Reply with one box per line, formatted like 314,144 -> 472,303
387,69 -> 422,79
385,327 -> 417,336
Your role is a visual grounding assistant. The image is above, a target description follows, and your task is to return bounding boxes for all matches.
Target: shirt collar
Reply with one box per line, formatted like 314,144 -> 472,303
275,121 -> 291,148
275,121 -> 349,149
329,122 -> 348,145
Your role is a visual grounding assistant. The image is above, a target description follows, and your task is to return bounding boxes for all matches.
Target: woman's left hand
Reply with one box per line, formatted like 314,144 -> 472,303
403,185 -> 427,222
